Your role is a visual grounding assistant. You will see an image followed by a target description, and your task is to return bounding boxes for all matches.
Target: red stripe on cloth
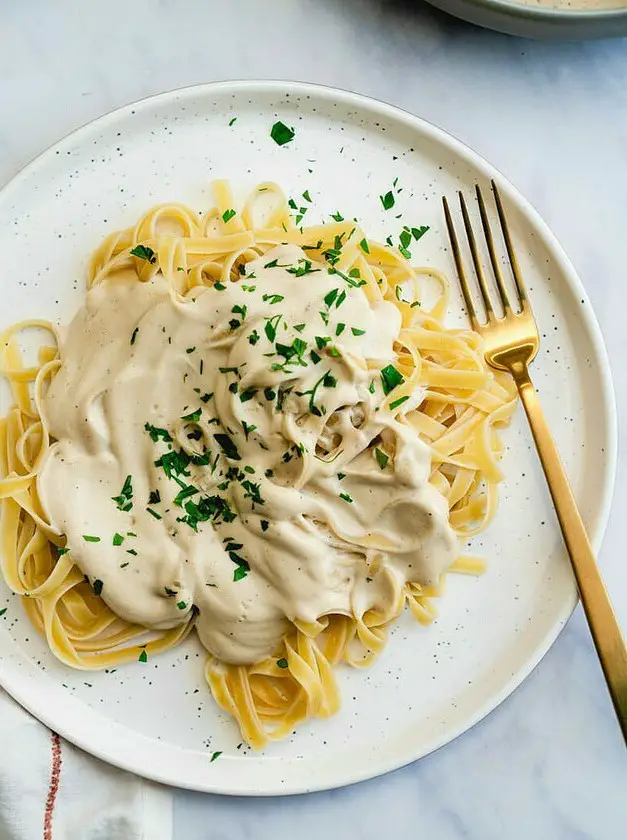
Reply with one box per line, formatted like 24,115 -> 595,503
43,732 -> 62,840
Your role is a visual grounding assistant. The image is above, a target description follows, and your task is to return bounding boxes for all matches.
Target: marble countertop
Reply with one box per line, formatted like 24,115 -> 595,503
1,1 -> 626,838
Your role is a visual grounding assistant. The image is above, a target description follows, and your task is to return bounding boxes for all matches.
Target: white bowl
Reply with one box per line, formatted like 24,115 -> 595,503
426,0 -> 627,38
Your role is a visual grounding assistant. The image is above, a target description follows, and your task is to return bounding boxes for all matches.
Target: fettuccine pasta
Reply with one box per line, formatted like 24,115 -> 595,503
0,181 -> 517,749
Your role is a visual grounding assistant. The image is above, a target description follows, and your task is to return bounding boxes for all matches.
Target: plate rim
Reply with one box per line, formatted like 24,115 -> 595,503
0,79 -> 617,795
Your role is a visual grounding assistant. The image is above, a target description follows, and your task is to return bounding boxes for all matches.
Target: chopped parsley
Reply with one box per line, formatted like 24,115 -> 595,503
222,209 -> 236,223
248,329 -> 260,346
359,238 -> 370,254
389,395 -> 410,410
276,658 -> 289,669
339,492 -> 354,504
380,364 -> 405,395
144,423 -> 172,443
138,650 -> 148,663
262,293 -> 284,305
181,407 -> 202,422
57,547 -> 70,555
148,490 -> 161,505
113,533 -> 125,546
214,433 -> 240,461
239,388 -> 257,402
335,323 -> 345,337
296,369 -> 336,417
176,601 -> 187,610
130,327 -> 139,345
130,244 -> 156,263
111,474 -> 133,511
264,314 -> 282,342
92,579 -> 103,596
82,535 -> 100,543
270,121 -> 295,146
210,751 -> 222,762
351,327 -> 366,336
173,485 -> 198,507
287,259 -> 318,277
178,494 -> 236,530
261,519 -> 269,532
146,507 -> 162,520
229,116 -> 237,126
380,191 -> 395,210
242,421 -> 257,440
375,448 -> 389,469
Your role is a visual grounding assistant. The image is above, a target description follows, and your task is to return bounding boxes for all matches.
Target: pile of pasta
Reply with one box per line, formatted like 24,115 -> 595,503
0,181 -> 517,748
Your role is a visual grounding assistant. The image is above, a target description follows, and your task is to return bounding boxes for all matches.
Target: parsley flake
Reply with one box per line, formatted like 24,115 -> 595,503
111,474 -> 133,511
380,364 -> 405,395
130,244 -> 156,263
389,395 -> 410,410
270,121 -> 295,146
380,191 -> 395,210
375,448 -> 389,469
214,433 -> 240,461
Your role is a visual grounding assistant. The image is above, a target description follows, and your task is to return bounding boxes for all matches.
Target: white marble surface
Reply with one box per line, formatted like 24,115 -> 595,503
1,1 -> 626,837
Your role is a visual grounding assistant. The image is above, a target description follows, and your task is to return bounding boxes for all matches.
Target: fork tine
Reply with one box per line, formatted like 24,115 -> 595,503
458,191 -> 495,321
442,196 -> 479,330
491,180 -> 530,310
475,185 -> 511,314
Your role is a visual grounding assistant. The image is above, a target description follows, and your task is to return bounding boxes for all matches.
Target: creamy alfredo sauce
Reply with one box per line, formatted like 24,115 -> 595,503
39,245 -> 457,665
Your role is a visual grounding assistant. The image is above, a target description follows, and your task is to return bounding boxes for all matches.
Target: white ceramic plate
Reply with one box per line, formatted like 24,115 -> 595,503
0,81 -> 616,795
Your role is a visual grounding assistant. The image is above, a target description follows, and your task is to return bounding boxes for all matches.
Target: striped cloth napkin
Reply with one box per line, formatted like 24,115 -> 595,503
0,689 -> 173,840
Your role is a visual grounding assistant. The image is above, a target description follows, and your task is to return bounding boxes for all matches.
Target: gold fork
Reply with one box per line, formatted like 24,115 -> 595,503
443,181 -> 627,743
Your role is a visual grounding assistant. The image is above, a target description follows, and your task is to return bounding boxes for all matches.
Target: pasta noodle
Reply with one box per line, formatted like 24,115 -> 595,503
0,181 -> 517,749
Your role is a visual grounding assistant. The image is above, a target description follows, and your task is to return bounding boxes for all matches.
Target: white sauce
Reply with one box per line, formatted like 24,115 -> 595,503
39,246 -> 457,665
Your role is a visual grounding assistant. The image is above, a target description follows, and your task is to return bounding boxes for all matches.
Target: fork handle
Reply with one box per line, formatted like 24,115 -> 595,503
513,365 -> 627,743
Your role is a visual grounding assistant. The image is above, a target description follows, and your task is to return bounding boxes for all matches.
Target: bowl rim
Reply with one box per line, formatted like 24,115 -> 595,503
450,0 -> 627,21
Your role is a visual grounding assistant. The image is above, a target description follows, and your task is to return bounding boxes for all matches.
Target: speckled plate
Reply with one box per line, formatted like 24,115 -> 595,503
0,81 -> 616,795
